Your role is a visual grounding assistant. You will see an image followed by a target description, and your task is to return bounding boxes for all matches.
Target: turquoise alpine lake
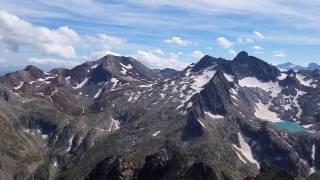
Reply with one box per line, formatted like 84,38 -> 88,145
273,121 -> 307,132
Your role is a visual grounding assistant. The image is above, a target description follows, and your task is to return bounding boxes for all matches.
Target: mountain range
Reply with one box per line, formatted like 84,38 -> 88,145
0,52 -> 320,180
277,62 -> 320,72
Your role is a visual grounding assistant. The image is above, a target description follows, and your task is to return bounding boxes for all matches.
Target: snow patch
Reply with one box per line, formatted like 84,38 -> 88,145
49,88 -> 58,103
41,134 -> 48,139
110,78 -> 119,89
94,88 -> 103,99
224,73 -> 234,82
66,135 -> 75,152
73,77 -> 89,89
303,124 -> 313,129
312,144 -> 316,161
186,102 -> 193,109
296,74 -> 314,87
277,73 -> 287,80
197,119 -> 206,128
152,130 -> 161,137
190,70 -> 216,92
239,77 -> 282,97
121,67 -> 127,74
91,64 -> 99,69
204,111 -> 224,119
255,100 -> 281,122
159,93 -> 166,98
139,84 -> 154,88
234,150 -> 247,164
310,167 -> 316,175
120,62 -> 133,69
233,132 -> 260,168
108,118 -> 120,131
13,81 -> 24,90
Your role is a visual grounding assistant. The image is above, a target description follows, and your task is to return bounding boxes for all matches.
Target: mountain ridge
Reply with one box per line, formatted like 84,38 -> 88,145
0,51 -> 319,179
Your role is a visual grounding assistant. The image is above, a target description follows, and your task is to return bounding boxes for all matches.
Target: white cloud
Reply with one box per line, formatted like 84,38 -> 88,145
152,49 -> 165,55
132,49 -> 188,70
83,34 -> 127,50
245,38 -> 254,43
253,45 -> 264,50
0,10 -> 79,58
228,49 -> 237,56
254,51 -> 264,55
237,37 -> 254,44
164,36 -> 192,46
237,38 -> 244,43
217,37 -> 233,49
88,50 -> 121,60
27,57 -> 79,67
217,37 -> 237,57
0,58 -> 5,63
253,31 -> 264,39
272,50 -> 286,57
191,50 -> 205,59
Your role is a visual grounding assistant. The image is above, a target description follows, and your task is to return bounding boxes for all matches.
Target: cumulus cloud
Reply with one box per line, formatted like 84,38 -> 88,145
88,50 -> 121,60
164,36 -> 192,46
237,37 -> 254,44
132,49 -> 189,70
28,57 -> 79,67
0,10 -> 79,58
253,45 -> 263,50
83,34 -> 127,50
217,37 -> 237,57
151,49 -> 165,55
217,37 -> 233,49
228,49 -> 237,56
245,38 -> 254,43
273,50 -> 286,57
191,50 -> 205,59
253,31 -> 264,39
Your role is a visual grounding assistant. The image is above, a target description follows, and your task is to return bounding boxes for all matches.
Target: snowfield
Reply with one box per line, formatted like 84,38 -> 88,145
239,77 -> 282,97
254,100 -> 281,122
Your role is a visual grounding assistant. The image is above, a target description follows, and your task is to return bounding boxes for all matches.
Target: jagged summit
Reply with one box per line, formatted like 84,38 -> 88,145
191,55 -> 225,72
234,51 -> 249,61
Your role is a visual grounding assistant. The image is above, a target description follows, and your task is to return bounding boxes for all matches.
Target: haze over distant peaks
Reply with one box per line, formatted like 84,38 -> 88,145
277,62 -> 320,71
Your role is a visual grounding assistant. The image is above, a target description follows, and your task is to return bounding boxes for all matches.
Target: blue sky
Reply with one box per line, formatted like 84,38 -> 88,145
0,0 -> 320,70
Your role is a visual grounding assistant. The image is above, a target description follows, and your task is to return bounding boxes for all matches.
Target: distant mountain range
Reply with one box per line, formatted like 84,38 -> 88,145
277,62 -> 320,71
0,65 -> 25,76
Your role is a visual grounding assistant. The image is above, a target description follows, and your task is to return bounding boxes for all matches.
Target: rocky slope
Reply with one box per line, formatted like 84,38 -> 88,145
0,52 -> 319,179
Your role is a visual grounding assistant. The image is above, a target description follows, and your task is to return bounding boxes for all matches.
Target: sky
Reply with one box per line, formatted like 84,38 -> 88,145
0,0 -> 320,70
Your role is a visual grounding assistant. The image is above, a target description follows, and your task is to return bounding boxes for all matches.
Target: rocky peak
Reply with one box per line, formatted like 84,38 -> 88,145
158,68 -> 178,78
234,51 -> 249,61
92,55 -> 158,81
308,63 -> 320,71
192,55 -> 224,72
232,51 -> 280,82
24,65 -> 44,79
50,68 -> 70,77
